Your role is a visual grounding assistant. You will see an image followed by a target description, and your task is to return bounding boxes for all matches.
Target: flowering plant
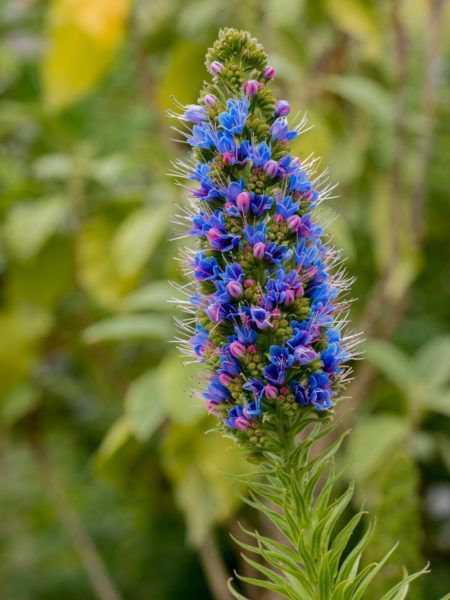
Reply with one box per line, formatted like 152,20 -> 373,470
172,28 -> 427,599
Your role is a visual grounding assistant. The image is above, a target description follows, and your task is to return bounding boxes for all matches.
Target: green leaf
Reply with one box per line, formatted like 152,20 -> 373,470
125,369 -> 165,441
365,340 -> 413,394
42,0 -> 132,109
95,416 -> 133,465
83,314 -> 172,343
315,206 -> 355,260
346,415 -> 410,481
123,281 -> 174,312
370,177 -> 392,273
158,354 -> 204,424
112,204 -> 171,278
324,76 -> 393,122
3,197 -> 68,261
427,392 -> 450,418
0,382 -> 39,427
415,336 -> 450,389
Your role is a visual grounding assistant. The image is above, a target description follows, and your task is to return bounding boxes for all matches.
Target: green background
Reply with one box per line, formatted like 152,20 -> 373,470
0,1 -> 449,598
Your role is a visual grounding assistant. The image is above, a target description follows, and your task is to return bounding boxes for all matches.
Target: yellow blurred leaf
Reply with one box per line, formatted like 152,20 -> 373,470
42,0 -> 132,109
291,110 -> 332,162
76,216 -> 136,309
326,0 -> 381,58
162,420 -> 253,546
0,308 -> 52,396
156,40 -> 207,112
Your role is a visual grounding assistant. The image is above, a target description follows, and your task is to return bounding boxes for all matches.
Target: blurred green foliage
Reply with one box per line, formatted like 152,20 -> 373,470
0,0 -> 449,598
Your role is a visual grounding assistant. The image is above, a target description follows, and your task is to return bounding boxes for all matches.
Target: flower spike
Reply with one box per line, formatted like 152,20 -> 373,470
172,28 -> 354,443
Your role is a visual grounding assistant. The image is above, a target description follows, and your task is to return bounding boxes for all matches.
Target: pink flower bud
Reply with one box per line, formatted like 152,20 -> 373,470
206,400 -> 218,414
235,416 -> 250,431
285,289 -> 295,305
263,65 -> 276,80
281,386 -> 290,395
203,93 -> 216,106
222,152 -> 234,165
295,284 -> 304,298
253,242 -> 266,259
247,344 -> 256,353
236,191 -> 251,213
264,384 -> 278,399
205,303 -> 221,323
272,308 -> 281,318
243,79 -> 262,97
207,227 -> 221,244
275,99 -> 290,117
208,61 -> 224,75
274,214 -> 284,223
219,373 -> 232,385
229,341 -> 246,358
244,279 -> 255,288
264,160 -> 278,178
287,215 -> 302,232
227,280 -> 243,299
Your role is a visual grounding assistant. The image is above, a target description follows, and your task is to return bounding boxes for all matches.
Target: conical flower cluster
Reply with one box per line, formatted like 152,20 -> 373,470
172,29 -> 355,441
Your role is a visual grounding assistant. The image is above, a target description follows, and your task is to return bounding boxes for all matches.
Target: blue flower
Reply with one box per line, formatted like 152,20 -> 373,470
193,253 -> 219,281
264,243 -> 292,264
264,363 -> 286,385
251,194 -> 273,216
248,142 -> 271,167
268,345 -> 294,369
243,379 -> 265,400
244,223 -> 266,245
204,377 -> 231,404
187,123 -> 215,148
276,195 -> 299,219
190,325 -> 209,357
219,98 -> 249,134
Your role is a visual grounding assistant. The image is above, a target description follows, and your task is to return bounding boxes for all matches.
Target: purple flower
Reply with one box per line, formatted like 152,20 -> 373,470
243,79 -> 262,96
294,345 -> 318,365
250,307 -> 271,329
203,94 -> 217,106
183,104 -> 208,123
271,117 -> 297,141
209,61 -> 224,75
264,160 -> 279,178
263,65 -> 276,80
275,100 -> 290,117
